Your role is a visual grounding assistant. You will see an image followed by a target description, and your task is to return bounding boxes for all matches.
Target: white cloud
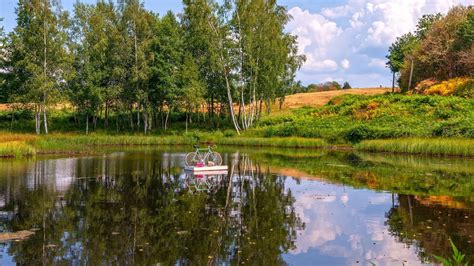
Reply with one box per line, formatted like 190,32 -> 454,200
322,5 -> 351,19
341,59 -> 350,69
368,58 -> 386,68
287,7 -> 342,73
286,0 -> 472,87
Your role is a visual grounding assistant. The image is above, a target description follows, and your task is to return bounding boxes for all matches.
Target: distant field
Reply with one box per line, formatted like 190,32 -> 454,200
0,87 -> 395,112
280,88 -> 394,109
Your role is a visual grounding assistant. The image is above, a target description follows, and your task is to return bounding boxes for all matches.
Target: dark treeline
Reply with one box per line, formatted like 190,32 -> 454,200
290,80 -> 352,94
0,0 -> 305,134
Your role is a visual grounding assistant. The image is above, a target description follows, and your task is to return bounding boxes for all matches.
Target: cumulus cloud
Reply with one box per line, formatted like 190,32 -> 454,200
341,59 -> 350,69
322,5 -> 351,19
287,7 -> 342,73
368,58 -> 387,68
286,0 -> 472,87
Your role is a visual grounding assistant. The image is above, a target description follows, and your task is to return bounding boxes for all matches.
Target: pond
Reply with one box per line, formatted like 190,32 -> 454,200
0,147 -> 472,265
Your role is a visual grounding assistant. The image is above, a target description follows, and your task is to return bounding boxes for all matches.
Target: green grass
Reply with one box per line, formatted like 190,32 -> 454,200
0,141 -> 36,158
216,136 -> 327,148
10,133 -> 327,152
355,138 -> 474,156
256,93 -> 474,143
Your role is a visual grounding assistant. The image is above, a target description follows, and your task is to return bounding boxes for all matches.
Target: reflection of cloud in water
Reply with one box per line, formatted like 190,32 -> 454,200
340,193 -> 349,204
26,158 -> 76,193
286,179 -> 426,265
292,194 -> 342,254
368,194 -> 391,205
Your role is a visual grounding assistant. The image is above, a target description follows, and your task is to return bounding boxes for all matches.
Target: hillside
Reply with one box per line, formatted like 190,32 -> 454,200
256,93 -> 474,143
281,88 -> 394,109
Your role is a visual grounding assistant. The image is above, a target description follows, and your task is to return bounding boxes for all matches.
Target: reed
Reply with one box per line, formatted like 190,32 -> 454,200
0,132 -> 38,143
216,137 -> 327,148
355,138 -> 474,156
0,141 -> 36,158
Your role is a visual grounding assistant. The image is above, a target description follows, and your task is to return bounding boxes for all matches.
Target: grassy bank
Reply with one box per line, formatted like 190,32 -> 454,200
0,134 -> 37,158
254,94 -> 474,143
0,132 -> 328,157
217,136 -> 326,148
37,134 -> 327,150
0,132 -> 472,157
355,138 -> 474,156
0,141 -> 36,158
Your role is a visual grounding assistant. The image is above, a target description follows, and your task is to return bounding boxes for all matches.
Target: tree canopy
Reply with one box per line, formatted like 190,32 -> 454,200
0,0 -> 304,134
387,6 -> 473,91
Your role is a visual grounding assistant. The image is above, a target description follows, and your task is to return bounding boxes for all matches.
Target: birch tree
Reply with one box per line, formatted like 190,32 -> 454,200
9,0 -> 72,134
121,0 -> 155,134
149,11 -> 183,130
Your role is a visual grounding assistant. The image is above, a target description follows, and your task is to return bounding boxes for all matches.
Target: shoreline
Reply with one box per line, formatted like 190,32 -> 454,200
0,133 -> 473,158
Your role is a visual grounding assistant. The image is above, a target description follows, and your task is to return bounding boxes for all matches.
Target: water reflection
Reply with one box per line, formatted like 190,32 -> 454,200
0,152 -> 302,265
0,149 -> 472,265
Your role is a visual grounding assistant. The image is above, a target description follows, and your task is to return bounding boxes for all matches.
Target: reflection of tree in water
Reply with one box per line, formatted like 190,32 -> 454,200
385,194 -> 474,263
0,153 -> 303,264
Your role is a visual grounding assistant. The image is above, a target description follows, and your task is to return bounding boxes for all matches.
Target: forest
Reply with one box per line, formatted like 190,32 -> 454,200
0,0 -> 304,135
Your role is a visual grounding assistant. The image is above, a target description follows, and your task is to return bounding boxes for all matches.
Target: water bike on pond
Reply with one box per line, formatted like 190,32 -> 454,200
184,145 -> 228,172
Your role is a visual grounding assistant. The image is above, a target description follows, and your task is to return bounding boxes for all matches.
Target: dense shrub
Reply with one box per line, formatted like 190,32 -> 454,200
412,78 -> 473,96
454,79 -> 474,98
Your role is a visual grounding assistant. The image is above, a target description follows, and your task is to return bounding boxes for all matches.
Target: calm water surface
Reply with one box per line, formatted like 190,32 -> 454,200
0,147 -> 472,265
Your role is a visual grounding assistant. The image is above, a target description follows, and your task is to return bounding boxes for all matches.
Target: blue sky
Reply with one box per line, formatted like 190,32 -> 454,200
1,0 -> 472,87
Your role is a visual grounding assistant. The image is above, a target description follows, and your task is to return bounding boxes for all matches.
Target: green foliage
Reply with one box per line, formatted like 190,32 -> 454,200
1,0 -> 302,134
0,141 -> 35,158
342,81 -> 351,89
386,32 -> 418,73
306,81 -> 342,92
389,6 -> 473,91
453,79 -> 474,98
415,13 -> 442,39
218,136 -> 326,148
456,9 -> 474,49
5,0 -> 73,134
433,239 -> 469,266
256,94 -> 474,144
356,138 -> 474,156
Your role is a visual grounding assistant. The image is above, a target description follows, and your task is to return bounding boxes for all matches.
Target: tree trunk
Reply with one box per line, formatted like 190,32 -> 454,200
86,114 -> 89,135
35,104 -> 41,135
42,96 -> 48,135
42,4 -> 48,135
159,102 -> 164,129
391,71 -> 395,93
211,95 -> 214,118
208,20 -> 241,134
136,105 -> 140,130
129,106 -> 134,130
93,115 -> 97,131
105,102 -> 109,129
164,108 -> 170,131
408,58 -> 414,91
10,110 -> 14,131
116,114 -> 119,132
185,112 -> 188,134
143,110 -> 148,134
